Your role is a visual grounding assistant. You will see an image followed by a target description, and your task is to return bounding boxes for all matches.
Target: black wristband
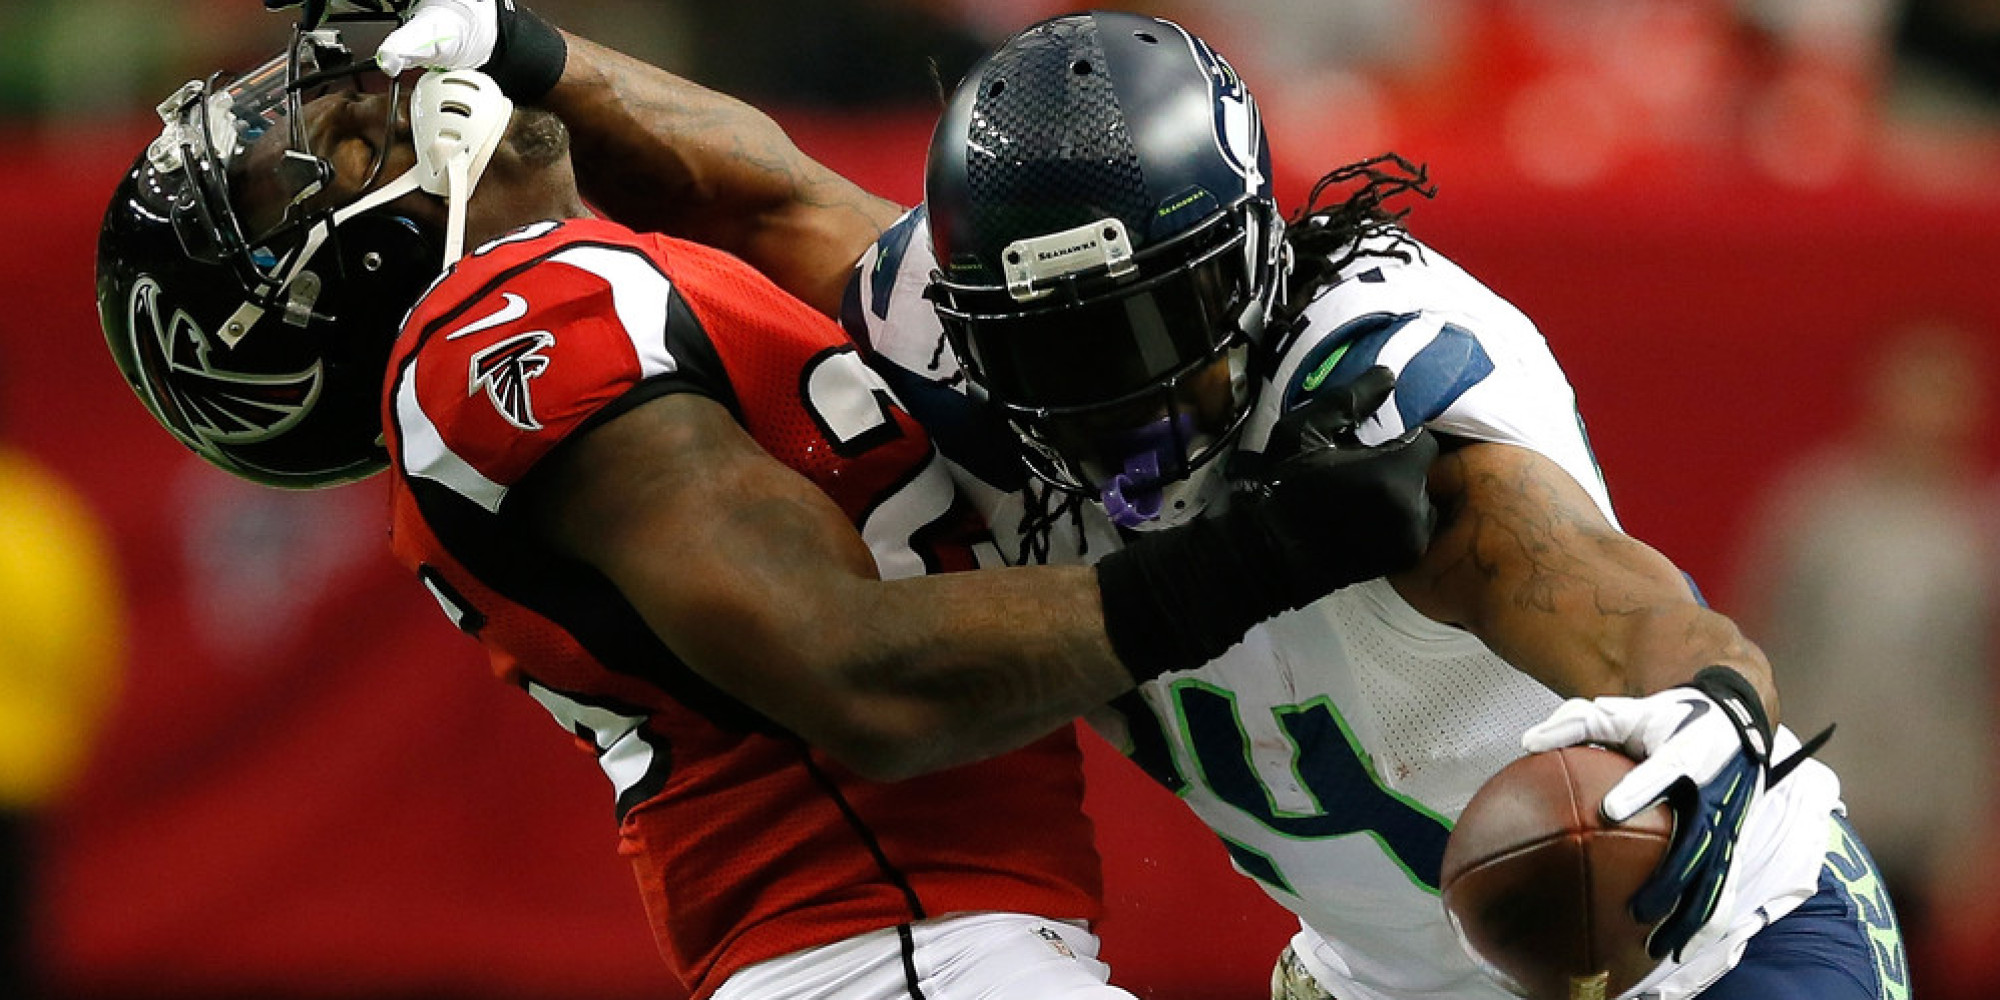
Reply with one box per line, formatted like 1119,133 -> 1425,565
1094,505 -> 1294,685
1095,426 -> 1436,685
489,3 -> 568,103
1684,665 -> 1774,763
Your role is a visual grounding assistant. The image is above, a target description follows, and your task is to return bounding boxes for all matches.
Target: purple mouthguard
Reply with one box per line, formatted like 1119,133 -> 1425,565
1097,413 -> 1197,528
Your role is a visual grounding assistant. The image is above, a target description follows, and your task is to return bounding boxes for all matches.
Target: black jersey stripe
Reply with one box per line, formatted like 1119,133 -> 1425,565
799,748 -> 929,926
799,744 -> 934,999
405,472 -> 776,737
388,232 -> 767,734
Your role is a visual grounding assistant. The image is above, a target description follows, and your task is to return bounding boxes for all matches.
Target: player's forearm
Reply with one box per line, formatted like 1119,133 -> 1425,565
547,34 -> 805,235
822,434 -> 1439,778
1598,603 -> 1780,719
1448,534 -> 1779,717
544,35 -> 899,312
817,567 -> 1139,781
1398,442 -> 1780,716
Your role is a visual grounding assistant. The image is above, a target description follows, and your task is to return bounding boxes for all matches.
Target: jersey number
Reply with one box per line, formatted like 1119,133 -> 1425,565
800,346 -> 995,578
1139,680 -> 1452,896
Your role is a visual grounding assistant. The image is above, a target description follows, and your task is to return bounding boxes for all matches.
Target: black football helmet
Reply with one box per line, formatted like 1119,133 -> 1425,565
95,25 -> 439,488
925,11 -> 1285,528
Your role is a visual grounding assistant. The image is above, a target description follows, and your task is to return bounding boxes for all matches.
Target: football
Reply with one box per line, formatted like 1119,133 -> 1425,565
1440,744 -> 1674,1000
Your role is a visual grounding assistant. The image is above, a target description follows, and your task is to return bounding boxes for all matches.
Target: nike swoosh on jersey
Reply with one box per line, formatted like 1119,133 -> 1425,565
445,292 -> 529,341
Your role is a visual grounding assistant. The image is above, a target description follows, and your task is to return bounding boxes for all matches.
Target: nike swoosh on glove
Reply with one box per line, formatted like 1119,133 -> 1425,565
1520,666 -> 1773,963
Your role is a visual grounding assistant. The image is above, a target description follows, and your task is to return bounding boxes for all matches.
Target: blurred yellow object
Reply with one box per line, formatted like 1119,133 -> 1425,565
0,447 -> 123,808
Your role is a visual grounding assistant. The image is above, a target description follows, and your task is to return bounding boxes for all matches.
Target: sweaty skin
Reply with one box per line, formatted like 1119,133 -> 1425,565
544,36 -> 896,316
516,391 -> 1139,780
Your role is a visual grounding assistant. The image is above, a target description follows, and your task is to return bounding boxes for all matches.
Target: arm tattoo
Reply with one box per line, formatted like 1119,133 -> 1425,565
1408,444 -> 1764,699
1421,446 -> 1656,623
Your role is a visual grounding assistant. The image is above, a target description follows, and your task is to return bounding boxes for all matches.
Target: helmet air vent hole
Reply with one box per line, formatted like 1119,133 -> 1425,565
988,79 -> 1006,98
1135,31 -> 1159,44
1072,59 -> 1093,76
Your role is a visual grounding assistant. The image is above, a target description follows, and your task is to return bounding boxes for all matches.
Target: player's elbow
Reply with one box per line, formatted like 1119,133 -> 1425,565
766,648 -> 950,780
802,696 -> 957,782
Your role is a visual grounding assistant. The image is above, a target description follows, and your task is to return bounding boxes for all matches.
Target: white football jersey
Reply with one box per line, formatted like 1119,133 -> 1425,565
845,208 -> 1843,1000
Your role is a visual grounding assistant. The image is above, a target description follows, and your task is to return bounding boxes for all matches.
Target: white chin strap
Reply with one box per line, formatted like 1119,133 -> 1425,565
219,71 -> 514,346
304,69 -> 513,265
402,69 -> 515,263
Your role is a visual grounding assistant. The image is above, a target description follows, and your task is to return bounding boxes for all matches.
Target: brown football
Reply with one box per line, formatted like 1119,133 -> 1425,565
1440,744 -> 1674,1000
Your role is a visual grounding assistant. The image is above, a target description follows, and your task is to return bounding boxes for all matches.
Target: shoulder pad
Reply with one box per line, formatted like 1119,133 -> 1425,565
1274,311 -> 1495,446
393,235 -> 680,510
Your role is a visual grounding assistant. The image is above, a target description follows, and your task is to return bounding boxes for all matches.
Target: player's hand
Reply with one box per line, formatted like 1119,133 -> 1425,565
376,0 -> 497,74
1250,424 -> 1439,609
1236,365 -> 1437,604
1260,364 -> 1399,465
375,0 -> 567,101
1520,666 -> 1774,963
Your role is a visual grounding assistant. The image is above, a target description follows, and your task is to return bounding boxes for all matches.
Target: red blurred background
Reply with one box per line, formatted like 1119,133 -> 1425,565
5,1 -> 2000,998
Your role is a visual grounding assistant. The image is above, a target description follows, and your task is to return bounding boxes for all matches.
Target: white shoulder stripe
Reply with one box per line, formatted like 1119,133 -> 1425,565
472,219 -> 561,256
397,244 -> 676,513
549,245 -> 678,379
396,366 -> 511,513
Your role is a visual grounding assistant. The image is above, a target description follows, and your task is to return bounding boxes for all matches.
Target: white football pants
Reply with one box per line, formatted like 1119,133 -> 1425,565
709,911 -> 1139,1000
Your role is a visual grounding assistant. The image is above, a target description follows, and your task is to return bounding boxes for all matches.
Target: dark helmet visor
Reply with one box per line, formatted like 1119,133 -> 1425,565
934,218 -> 1254,411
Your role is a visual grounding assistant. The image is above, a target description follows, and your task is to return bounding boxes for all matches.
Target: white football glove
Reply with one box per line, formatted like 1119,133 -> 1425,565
1520,667 -> 1774,964
372,0 -> 567,101
376,0 -> 499,76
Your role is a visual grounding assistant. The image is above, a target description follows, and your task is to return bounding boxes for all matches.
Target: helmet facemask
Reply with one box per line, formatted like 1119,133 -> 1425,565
160,19 -> 517,350
155,28 -> 404,329
932,197 -> 1285,529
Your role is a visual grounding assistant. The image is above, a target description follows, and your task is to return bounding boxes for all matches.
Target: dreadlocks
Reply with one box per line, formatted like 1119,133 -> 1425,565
1272,153 -> 1438,329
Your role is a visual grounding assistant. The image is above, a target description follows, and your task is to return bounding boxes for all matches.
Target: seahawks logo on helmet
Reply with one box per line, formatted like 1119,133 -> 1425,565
1187,32 -> 1264,192
469,330 -> 555,431
127,276 -> 324,461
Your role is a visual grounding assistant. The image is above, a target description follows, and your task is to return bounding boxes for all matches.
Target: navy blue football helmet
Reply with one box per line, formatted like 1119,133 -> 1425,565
925,11 -> 1285,528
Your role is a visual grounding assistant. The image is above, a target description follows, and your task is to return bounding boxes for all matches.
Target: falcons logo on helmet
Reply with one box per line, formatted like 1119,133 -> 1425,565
468,330 -> 556,431
126,277 -> 322,458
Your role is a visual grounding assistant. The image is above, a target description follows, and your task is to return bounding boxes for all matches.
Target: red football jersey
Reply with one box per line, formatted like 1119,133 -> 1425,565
380,218 -> 1101,997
